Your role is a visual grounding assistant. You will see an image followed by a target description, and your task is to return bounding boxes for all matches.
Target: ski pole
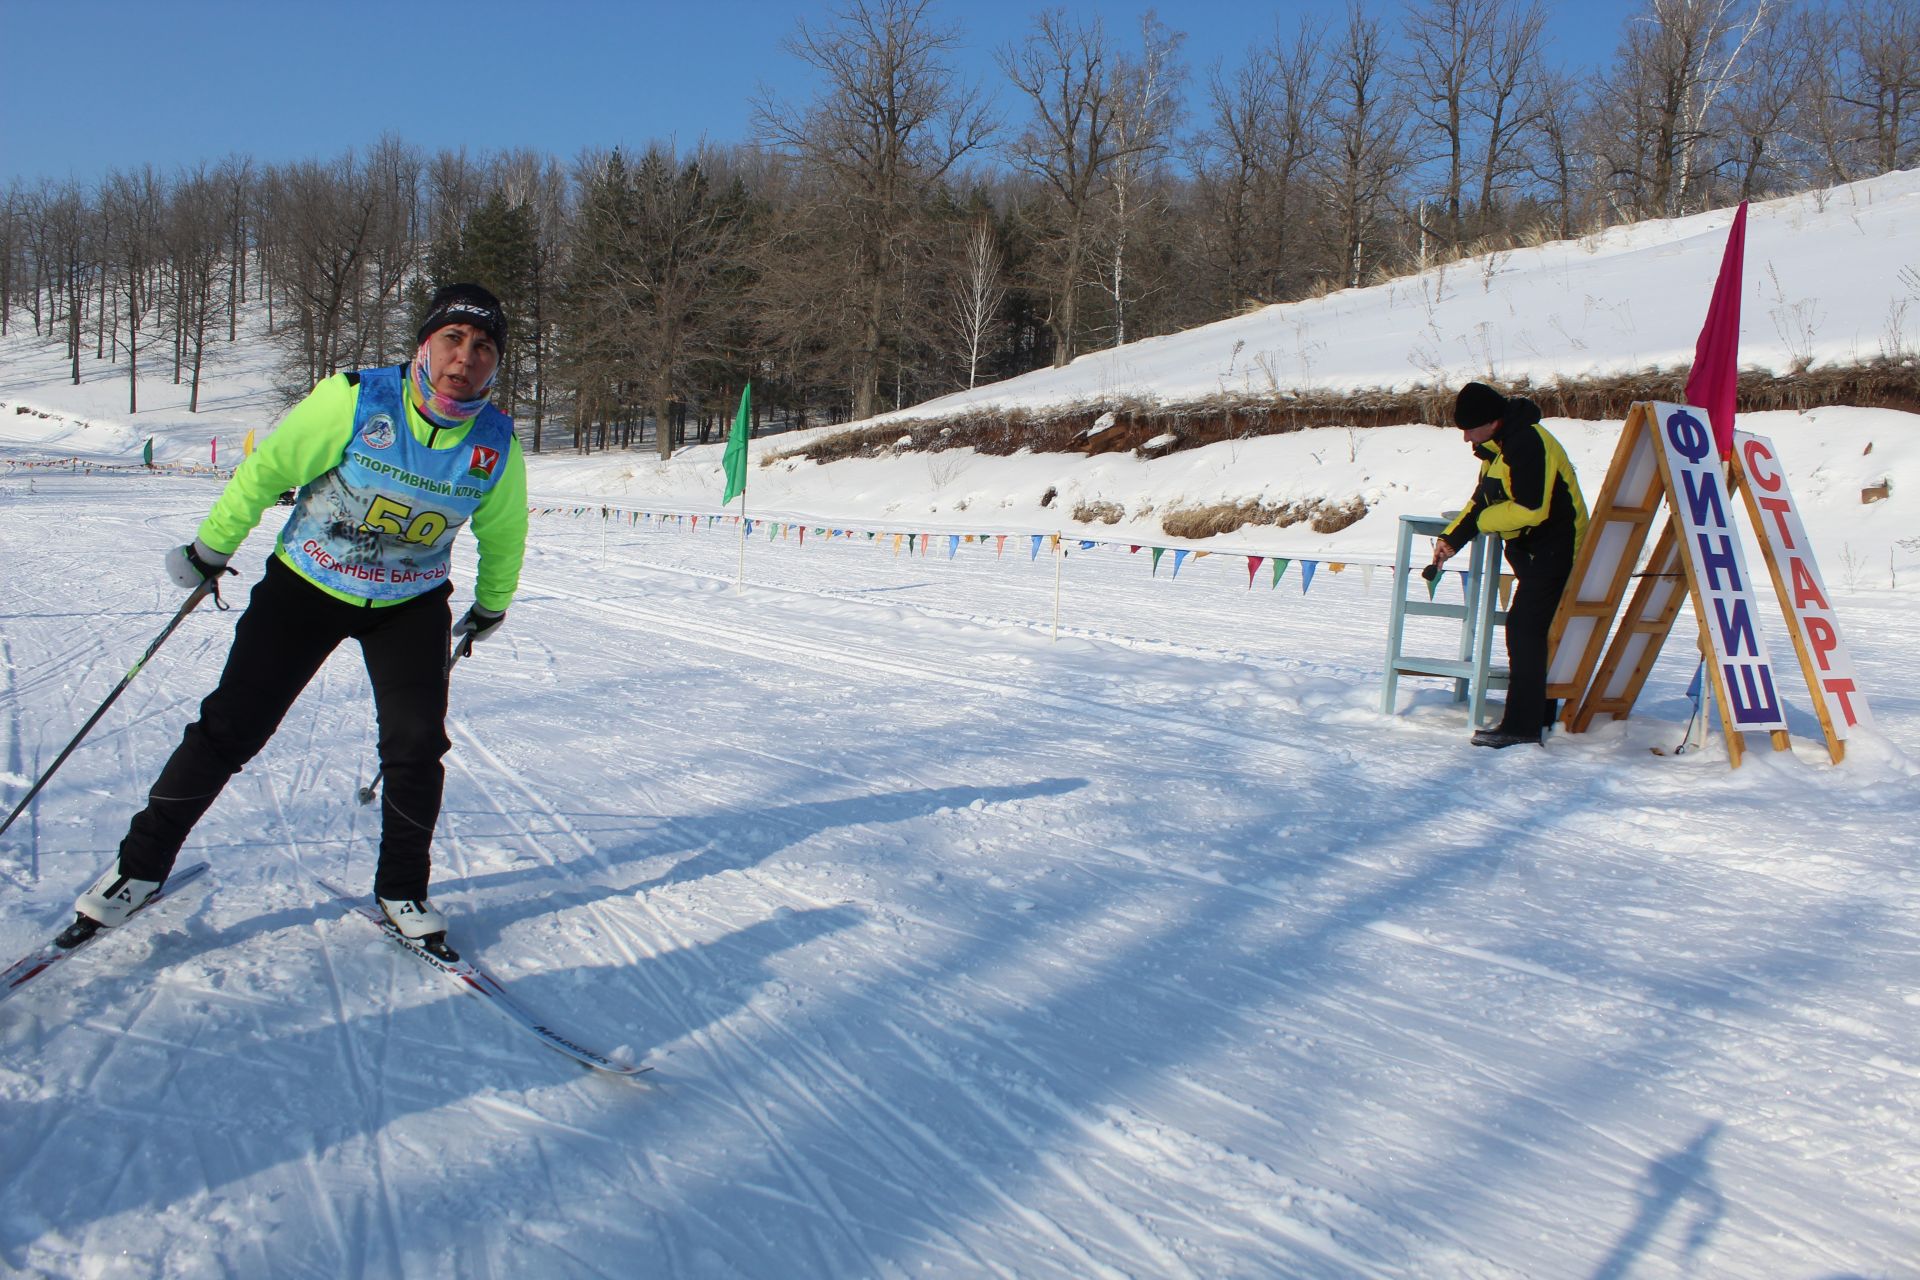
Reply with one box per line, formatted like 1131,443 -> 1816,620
357,639 -> 466,806
0,579 -> 224,840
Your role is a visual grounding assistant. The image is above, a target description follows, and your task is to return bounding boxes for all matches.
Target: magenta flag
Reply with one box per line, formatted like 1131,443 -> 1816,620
1685,202 -> 1748,458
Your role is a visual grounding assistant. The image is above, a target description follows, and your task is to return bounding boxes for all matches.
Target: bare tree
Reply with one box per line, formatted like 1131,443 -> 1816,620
1719,0 -> 1818,200
102,167 -> 164,413
1401,0 -> 1547,247
1527,73 -> 1590,237
1834,0 -> 1920,175
1402,0 -> 1498,229
425,148 -> 484,260
162,165 -> 229,412
496,148 -> 572,450
31,184 -> 97,382
755,0 -> 991,419
360,135 -> 423,365
1190,21 -> 1328,311
1595,0 -> 1767,218
1473,1 -> 1548,216
262,148 -> 411,396
949,214 -> 1007,387
217,156 -> 253,343
1099,13 -> 1185,348
1001,9 -> 1131,365
1317,3 -> 1412,288
628,148 -> 746,460
0,183 -> 21,337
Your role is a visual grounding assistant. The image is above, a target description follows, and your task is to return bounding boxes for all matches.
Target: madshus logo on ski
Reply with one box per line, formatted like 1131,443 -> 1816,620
467,445 -> 499,480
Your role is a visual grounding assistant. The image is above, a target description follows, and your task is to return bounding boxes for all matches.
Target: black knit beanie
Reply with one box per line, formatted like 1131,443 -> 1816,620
417,283 -> 509,352
1452,381 -> 1508,430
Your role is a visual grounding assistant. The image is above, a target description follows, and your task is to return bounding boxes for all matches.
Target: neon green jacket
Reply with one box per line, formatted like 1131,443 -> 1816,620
197,372 -> 528,611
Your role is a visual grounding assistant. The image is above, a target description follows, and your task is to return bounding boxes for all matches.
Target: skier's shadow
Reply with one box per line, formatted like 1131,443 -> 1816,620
1588,1122 -> 1726,1280
0,898 -> 862,1267
622,778 -> 1087,892
442,777 -> 1087,932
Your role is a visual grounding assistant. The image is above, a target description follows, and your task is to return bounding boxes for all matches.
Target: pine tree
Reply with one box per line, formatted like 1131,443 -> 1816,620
416,192 -> 538,419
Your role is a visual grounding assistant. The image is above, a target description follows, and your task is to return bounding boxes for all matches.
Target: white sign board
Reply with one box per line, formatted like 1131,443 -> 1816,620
1650,403 -> 1790,734
1734,429 -> 1873,737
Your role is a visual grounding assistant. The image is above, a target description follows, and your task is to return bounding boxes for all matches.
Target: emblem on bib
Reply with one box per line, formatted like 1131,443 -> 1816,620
361,415 -> 397,450
467,445 -> 500,480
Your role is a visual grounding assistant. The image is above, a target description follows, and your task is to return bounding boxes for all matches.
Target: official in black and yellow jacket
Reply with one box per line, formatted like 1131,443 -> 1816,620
1429,381 -> 1587,748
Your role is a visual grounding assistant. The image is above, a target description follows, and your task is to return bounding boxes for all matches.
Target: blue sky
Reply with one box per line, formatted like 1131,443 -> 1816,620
1,0 -> 1644,185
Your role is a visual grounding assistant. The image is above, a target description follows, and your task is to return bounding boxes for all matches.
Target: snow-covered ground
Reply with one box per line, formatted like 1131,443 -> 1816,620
3,174 -> 1920,1278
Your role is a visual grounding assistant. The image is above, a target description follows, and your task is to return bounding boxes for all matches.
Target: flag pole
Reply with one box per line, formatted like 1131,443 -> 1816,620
1052,532 -> 1064,642
736,493 -> 747,592
722,382 -> 753,593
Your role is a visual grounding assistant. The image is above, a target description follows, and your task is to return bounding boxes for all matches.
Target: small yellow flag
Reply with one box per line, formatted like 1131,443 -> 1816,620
242,429 -> 256,457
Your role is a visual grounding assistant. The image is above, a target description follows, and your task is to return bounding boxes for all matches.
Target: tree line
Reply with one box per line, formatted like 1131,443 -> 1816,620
1,0 -> 1914,457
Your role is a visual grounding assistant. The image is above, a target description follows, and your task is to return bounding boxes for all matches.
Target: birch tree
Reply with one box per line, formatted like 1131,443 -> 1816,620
1099,13 -> 1184,348
948,213 -> 1006,387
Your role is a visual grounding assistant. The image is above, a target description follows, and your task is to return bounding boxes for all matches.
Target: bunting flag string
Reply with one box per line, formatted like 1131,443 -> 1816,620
520,499 -> 1409,603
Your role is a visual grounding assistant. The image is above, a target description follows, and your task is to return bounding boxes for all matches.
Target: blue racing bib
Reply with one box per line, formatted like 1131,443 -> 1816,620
279,366 -> 514,601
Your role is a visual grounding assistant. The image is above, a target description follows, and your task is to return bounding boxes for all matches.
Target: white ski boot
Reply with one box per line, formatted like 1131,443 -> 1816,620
61,864 -> 166,949
75,865 -> 163,928
378,897 -> 456,960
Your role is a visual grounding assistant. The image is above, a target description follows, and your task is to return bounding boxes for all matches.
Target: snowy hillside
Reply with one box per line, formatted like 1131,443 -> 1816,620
3,176 -> 1920,1278
873,168 -> 1920,419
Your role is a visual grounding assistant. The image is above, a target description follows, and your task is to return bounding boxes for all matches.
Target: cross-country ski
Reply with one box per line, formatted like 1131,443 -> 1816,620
314,875 -> 650,1079
0,863 -> 211,1007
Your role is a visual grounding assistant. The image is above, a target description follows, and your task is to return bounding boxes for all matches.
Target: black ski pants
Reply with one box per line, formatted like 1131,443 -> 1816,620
118,556 -> 453,899
1498,529 -> 1576,739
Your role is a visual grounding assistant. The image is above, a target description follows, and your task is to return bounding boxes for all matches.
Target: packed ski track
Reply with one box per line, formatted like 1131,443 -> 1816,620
3,469 -> 1920,1280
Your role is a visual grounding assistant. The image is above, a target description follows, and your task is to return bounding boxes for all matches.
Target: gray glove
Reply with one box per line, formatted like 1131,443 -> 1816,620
165,539 -> 234,590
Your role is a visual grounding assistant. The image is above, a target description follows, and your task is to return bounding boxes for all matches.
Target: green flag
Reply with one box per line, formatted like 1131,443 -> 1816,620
142,438 -> 153,467
722,383 -> 751,506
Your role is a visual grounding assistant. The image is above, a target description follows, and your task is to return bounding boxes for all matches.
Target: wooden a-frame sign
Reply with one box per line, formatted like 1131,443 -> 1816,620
1544,401 -> 1792,767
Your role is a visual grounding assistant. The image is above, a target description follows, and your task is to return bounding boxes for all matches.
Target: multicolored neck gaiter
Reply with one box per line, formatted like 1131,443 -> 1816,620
409,341 -> 495,428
